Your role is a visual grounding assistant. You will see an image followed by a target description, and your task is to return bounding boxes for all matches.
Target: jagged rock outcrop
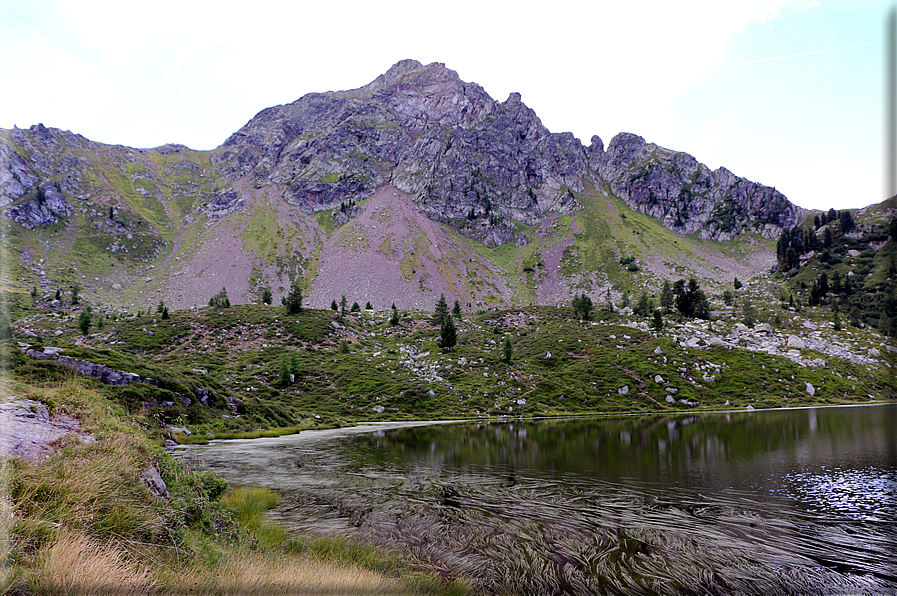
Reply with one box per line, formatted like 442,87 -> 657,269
213,62 -> 586,232
3,60 -> 803,247
597,133 -> 803,241
0,399 -> 94,461
212,60 -> 799,243
24,347 -> 153,386
5,180 -> 72,229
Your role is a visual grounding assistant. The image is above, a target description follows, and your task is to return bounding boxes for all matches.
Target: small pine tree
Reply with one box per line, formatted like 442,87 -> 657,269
340,294 -> 348,317
651,309 -> 663,332
156,301 -> 165,314
437,314 -> 457,351
660,280 -> 673,313
209,287 -> 230,308
620,289 -> 630,309
0,311 -> 12,340
350,301 -> 360,313
77,308 -> 92,335
71,285 -> 80,305
161,307 -> 170,320
832,311 -> 841,331
722,290 -> 733,306
433,293 -> 449,326
365,301 -> 372,310
502,336 -> 513,364
733,277 -> 743,290
55,289 -> 61,301
282,282 -> 303,314
605,287 -> 614,312
97,315 -> 104,329
390,305 -> 399,326
452,300 -> 461,317
279,354 -> 291,386
572,293 -> 593,320
261,287 -> 273,305
742,299 -> 757,327
635,292 -> 649,317
30,287 -> 37,298
331,299 -> 338,311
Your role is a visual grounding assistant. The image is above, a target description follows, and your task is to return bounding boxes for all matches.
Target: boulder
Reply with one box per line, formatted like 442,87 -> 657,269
786,335 -> 805,349
140,466 -> 170,500
617,385 -> 629,395
754,323 -> 772,334
805,382 -> 815,396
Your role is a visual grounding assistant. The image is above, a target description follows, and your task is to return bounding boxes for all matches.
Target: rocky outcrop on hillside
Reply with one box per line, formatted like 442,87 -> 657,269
597,133 -> 803,241
213,60 -> 587,242
2,60 -> 803,247
213,60 -> 800,243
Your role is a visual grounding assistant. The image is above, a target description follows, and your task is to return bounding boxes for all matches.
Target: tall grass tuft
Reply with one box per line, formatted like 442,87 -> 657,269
29,529 -> 155,595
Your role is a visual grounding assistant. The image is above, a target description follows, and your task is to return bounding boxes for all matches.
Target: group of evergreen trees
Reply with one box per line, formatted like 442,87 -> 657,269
572,277 -> 712,328
777,209 -> 855,271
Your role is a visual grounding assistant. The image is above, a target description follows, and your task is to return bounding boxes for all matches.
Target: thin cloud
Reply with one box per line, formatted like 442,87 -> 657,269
728,42 -> 873,66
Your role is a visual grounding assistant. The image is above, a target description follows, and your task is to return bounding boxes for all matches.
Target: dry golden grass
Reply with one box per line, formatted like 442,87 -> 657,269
159,546 -> 422,596
2,377 -> 456,595
29,529 -> 155,595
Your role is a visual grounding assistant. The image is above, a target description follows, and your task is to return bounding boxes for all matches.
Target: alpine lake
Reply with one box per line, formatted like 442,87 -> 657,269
183,404 -> 897,595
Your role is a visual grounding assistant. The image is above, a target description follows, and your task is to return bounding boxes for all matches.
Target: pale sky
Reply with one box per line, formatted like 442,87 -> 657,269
0,0 -> 891,211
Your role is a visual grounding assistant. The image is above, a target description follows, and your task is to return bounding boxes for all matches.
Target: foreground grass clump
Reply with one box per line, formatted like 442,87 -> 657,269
2,371 -> 467,595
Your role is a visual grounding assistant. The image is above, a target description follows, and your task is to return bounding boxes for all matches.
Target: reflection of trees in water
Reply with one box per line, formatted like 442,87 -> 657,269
343,408 -> 895,490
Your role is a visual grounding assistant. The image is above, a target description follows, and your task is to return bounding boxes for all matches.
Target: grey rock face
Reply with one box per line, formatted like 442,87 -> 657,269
213,61 -> 588,244
597,133 -> 803,241
5,180 -> 72,229
0,398 -> 94,461
25,347 -> 148,385
3,61 -> 804,245
140,466 -> 170,500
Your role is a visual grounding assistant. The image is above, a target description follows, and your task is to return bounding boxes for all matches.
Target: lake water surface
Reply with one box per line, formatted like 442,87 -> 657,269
186,405 -> 897,595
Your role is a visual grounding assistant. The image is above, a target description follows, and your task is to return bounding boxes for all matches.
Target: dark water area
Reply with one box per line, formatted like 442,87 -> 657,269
187,405 -> 897,595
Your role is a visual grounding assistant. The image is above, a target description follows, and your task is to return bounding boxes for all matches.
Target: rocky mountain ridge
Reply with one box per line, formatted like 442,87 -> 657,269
212,59 -> 802,244
0,59 -> 838,313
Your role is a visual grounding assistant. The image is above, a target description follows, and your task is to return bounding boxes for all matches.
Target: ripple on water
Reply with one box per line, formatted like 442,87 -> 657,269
780,467 -> 897,522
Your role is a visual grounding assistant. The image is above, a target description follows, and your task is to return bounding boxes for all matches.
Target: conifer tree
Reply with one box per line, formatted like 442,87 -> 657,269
437,314 -> 457,351
572,293 -> 593,320
209,287 -> 230,308
282,282 -> 303,314
77,308 -> 92,335
660,281 -> 674,313
433,293 -> 449,326
502,336 -> 513,363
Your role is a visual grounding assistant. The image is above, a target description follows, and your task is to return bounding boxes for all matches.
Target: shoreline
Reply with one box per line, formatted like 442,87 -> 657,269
175,400 -> 896,452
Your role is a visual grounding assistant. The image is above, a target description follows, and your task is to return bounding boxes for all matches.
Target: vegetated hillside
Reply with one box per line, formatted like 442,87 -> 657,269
773,197 -> 897,336
3,60 -> 807,314
9,277 -> 894,443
